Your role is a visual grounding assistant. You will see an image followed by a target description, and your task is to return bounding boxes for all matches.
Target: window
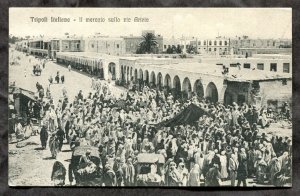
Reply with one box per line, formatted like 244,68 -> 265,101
219,41 -> 222,45
117,44 -> 119,48
91,44 -> 94,48
257,63 -> 264,70
164,45 -> 166,49
204,41 -> 206,45
186,45 -> 188,48
283,63 -> 290,73
76,43 -> 80,49
224,41 -> 227,45
225,48 -> 227,51
214,41 -> 217,45
198,41 -> 201,45
209,41 -> 212,45
230,64 -> 237,67
214,48 -> 217,51
209,48 -> 211,51
270,63 -> 277,72
244,63 -> 251,69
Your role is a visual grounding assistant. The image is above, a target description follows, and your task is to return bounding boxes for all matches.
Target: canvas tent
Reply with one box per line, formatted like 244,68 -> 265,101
156,103 -> 209,127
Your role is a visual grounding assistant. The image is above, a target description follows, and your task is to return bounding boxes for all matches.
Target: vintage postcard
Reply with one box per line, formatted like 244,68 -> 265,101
8,8 -> 292,187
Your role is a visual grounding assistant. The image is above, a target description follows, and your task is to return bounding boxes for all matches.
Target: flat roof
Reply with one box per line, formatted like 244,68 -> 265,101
56,52 -> 292,82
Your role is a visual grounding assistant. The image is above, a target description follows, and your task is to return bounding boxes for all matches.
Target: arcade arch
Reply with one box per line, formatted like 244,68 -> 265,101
206,82 -> 219,102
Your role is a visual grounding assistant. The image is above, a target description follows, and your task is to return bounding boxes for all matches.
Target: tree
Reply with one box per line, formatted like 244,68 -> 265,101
186,45 -> 196,54
166,45 -> 172,54
176,45 -> 182,54
136,33 -> 158,54
171,45 -> 177,54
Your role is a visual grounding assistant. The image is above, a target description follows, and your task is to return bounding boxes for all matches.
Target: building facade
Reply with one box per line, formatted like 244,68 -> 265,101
83,37 -> 126,55
229,36 -> 292,57
196,37 -> 230,55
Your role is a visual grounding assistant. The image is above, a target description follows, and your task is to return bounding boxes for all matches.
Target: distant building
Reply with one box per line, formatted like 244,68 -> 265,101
229,36 -> 292,57
15,40 -> 29,52
83,37 -> 125,56
27,38 -> 51,57
196,37 -> 230,55
122,31 -> 163,54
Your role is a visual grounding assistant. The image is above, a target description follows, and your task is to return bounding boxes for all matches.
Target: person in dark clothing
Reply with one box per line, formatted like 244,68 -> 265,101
237,149 -> 248,187
64,120 -> 70,143
211,151 -> 221,170
51,161 -> 66,186
56,127 -> 65,151
40,124 -> 48,149
55,71 -> 60,83
206,164 -> 222,186
78,90 -> 83,101
103,164 -> 117,186
61,75 -> 65,84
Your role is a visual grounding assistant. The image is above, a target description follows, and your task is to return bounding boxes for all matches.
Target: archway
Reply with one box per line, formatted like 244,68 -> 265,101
108,62 -> 116,80
157,72 -> 163,88
150,71 -> 156,88
164,74 -> 171,89
139,69 -> 143,80
126,66 -> 130,82
173,75 -> 181,100
206,82 -> 219,103
144,70 -> 149,86
130,67 -> 133,81
121,65 -> 125,81
193,79 -> 204,99
182,77 -> 192,100
134,69 -> 138,82
139,69 -> 144,90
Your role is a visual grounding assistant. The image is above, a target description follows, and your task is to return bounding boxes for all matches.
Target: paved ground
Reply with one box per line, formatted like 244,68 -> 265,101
8,49 -> 291,187
9,49 -> 124,106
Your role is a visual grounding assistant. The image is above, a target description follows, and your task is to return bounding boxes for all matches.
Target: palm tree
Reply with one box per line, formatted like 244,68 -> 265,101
137,33 -> 158,54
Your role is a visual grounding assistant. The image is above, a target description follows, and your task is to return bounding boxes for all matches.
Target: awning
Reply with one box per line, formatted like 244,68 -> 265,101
156,103 -> 209,127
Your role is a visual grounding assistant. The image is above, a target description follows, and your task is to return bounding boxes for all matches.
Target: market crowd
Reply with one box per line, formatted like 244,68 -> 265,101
12,73 -> 292,187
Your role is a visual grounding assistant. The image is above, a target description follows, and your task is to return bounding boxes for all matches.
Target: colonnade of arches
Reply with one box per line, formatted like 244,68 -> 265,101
120,65 -> 220,102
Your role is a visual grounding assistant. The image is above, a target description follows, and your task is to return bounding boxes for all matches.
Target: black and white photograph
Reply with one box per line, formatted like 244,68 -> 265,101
8,8 -> 292,187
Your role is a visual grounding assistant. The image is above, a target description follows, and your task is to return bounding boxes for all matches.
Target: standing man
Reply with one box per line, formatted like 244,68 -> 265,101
68,64 -> 71,72
228,153 -> 239,186
40,124 -> 49,149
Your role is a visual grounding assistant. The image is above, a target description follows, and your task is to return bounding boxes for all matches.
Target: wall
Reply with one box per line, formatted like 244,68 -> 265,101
201,56 -> 292,74
256,79 -> 292,109
61,40 -> 82,52
84,38 -> 126,55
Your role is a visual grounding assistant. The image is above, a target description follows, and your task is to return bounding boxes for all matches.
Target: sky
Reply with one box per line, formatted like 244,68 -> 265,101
9,8 -> 292,40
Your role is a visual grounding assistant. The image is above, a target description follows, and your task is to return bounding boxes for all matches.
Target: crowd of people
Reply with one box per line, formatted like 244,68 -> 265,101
9,49 -> 292,187
32,74 -> 292,187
